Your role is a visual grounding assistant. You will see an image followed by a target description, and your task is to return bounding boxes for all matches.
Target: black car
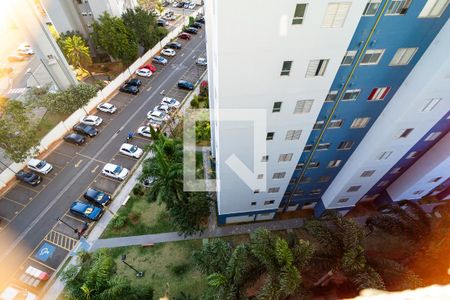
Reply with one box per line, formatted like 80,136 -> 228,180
191,22 -> 202,29
120,83 -> 139,95
126,78 -> 142,87
73,123 -> 98,137
83,188 -> 111,206
157,19 -> 167,27
166,41 -> 182,49
196,17 -> 205,24
185,27 -> 198,34
178,80 -> 194,90
176,2 -> 184,7
16,170 -> 41,186
64,133 -> 86,145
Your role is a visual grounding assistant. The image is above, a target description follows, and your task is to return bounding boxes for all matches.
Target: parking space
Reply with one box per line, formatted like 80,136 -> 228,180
17,177 -> 51,193
129,136 -> 151,148
0,217 -> 9,230
111,154 -> 138,171
53,143 -> 80,157
15,259 -> 54,290
109,94 -> 133,110
54,214 -> 87,237
44,151 -> 72,169
0,198 -> 24,220
40,165 -> 62,180
45,230 -> 78,252
4,185 -> 37,205
92,176 -> 122,195
30,240 -> 69,270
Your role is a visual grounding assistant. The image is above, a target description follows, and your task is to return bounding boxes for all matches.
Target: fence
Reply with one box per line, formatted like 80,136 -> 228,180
0,12 -> 199,189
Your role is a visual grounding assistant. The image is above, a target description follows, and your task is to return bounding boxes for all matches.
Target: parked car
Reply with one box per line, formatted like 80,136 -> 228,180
152,55 -> 168,65
102,163 -> 129,181
147,109 -> 169,122
119,83 -> 139,95
191,22 -> 202,29
161,48 -> 176,57
70,201 -> 103,221
27,159 -> 53,174
157,19 -> 167,27
178,32 -> 191,40
183,2 -> 190,9
148,119 -> 162,130
178,80 -> 195,90
137,126 -> 152,138
73,123 -> 98,137
188,2 -> 196,9
172,1 -> 180,7
156,103 -> 171,113
166,41 -> 182,49
161,96 -> 180,108
7,54 -> 25,62
17,43 -> 34,54
196,57 -> 207,66
125,78 -> 142,87
64,133 -> 86,145
80,115 -> 102,127
140,63 -> 157,72
136,68 -> 152,78
176,2 -> 184,8
97,102 -> 117,114
83,188 -> 111,206
15,170 -> 41,186
196,17 -> 205,24
162,0 -> 170,7
1,286 -> 37,300
185,27 -> 198,34
120,143 -> 143,159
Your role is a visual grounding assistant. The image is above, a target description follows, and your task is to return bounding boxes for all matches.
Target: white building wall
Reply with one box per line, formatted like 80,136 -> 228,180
205,0 -> 367,223
321,20 -> 450,209
387,132 -> 450,201
41,0 -> 86,35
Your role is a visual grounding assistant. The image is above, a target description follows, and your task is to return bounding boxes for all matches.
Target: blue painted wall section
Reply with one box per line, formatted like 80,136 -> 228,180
281,1 -> 450,215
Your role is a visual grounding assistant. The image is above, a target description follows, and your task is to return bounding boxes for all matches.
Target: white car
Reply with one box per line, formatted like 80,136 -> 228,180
27,159 -> 53,174
196,57 -> 207,66
17,43 -> 34,55
188,2 -> 196,9
172,2 -> 179,7
137,126 -> 152,138
136,68 -> 152,78
80,115 -> 103,127
1,286 -> 37,300
155,104 -> 171,113
97,102 -> 117,114
120,143 -> 143,158
102,163 -> 129,181
148,119 -> 162,130
161,48 -> 176,57
147,109 -> 169,122
161,97 -> 180,108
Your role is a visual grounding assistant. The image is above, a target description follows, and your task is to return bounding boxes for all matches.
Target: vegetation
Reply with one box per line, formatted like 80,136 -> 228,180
61,35 -> 94,78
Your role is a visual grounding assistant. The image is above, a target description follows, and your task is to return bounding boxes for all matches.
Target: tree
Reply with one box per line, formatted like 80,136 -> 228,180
170,192 -> 212,236
122,7 -> 162,51
155,1 -> 165,15
0,100 -> 40,162
137,0 -> 158,11
192,239 -> 232,275
92,12 -> 138,64
62,35 -> 94,78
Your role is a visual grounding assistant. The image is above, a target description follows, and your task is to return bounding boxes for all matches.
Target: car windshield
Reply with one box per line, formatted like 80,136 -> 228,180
114,165 -> 122,174
24,172 -> 33,179
36,161 -> 46,169
130,145 -> 138,153
168,99 -> 176,104
96,192 -> 104,201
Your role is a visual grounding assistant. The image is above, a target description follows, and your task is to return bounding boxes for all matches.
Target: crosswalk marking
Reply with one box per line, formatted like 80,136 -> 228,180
45,230 -> 78,251
7,87 -> 28,95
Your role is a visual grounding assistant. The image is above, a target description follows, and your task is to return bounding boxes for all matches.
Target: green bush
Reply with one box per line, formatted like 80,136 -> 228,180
189,16 -> 195,26
111,215 -> 127,229
190,98 -> 199,108
171,263 -> 191,276
133,184 -> 145,196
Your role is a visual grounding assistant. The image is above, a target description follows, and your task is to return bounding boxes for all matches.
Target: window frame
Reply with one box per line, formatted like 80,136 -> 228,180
368,87 -> 391,101
278,153 -> 293,162
389,47 -> 418,66
294,99 -> 314,114
385,0 -> 412,15
292,3 -> 308,24
360,49 -> 385,65
266,132 -> 275,140
363,0 -> 382,16
322,2 -> 352,28
306,59 -> 330,77
272,101 -> 282,112
281,61 -> 293,76
350,117 -> 371,129
328,159 -> 342,168
418,0 -> 449,18
285,129 -> 302,140
325,91 -> 338,102
347,185 -> 362,192
329,119 -> 344,129
337,140 -> 354,150
341,50 -> 357,66
273,172 -> 286,179
361,170 -> 376,177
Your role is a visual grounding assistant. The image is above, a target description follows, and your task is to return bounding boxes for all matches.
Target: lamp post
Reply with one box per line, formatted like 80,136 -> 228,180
26,68 -> 41,88
121,254 -> 144,277
57,217 -> 88,239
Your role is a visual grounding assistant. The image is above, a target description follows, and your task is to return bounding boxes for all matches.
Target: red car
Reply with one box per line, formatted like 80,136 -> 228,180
179,33 -> 191,40
139,64 -> 157,72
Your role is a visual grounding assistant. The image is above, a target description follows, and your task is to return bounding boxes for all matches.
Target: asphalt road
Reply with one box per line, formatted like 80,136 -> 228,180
0,31 -> 206,291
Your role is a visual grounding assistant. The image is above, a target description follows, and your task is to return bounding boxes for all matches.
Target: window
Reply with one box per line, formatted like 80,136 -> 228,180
266,132 -> 275,140
390,48 -> 418,66
281,61 -> 292,76
304,144 -> 313,151
361,170 -> 375,177
361,49 -> 385,65
325,91 -> 338,102
278,153 -> 293,162
285,130 -> 302,140
261,155 -> 269,162
329,119 -> 343,128
257,174 -> 264,179
306,59 -> 329,77
296,163 -> 305,169
294,99 -> 314,113
419,0 -> 449,18
254,189 -> 260,194
391,167 -> 403,174
347,185 -> 361,192
342,89 -> 361,101
308,161 -> 320,168
310,189 -> 322,195
351,117 -> 370,128
378,180 -> 390,187
422,98 -> 441,112
386,0 -> 412,15
273,172 -> 286,179
413,190 -> 425,195
406,151 -> 421,159
399,128 -> 414,138
378,151 -> 393,160
251,202 -> 257,206
318,176 -> 331,182
338,197 -> 349,203
292,3 -> 308,24
424,131 -> 442,141
341,50 -> 357,65
363,0 -> 382,16
362,194 -> 380,201
264,200 -> 275,205
338,140 -> 354,150
322,2 -> 352,28
313,121 -> 325,130
272,101 -> 282,112
430,176 -> 443,183
328,159 -> 342,168
268,187 -> 280,193
299,176 -> 311,183
368,87 -> 391,101
317,143 -> 331,150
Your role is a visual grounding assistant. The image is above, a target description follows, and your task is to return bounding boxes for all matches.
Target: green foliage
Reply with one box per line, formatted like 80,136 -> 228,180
189,16 -> 195,26
190,98 -> 199,108
173,292 -> 196,300
192,239 -> 232,275
170,192 -> 212,236
195,120 -> 211,143
111,215 -> 128,229
122,7 -> 164,51
132,184 -> 145,196
61,35 -> 92,71
0,100 -> 40,162
92,12 -> 139,64
171,263 -> 191,276
57,31 -> 88,55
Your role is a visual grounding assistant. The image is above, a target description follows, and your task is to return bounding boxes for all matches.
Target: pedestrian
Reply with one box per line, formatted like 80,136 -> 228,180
127,132 -> 133,141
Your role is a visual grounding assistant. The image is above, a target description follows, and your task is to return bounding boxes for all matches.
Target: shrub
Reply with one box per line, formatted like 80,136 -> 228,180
111,215 -> 127,229
189,16 -> 195,26
190,98 -> 199,108
133,184 -> 145,196
171,263 -> 191,276
128,211 -> 141,224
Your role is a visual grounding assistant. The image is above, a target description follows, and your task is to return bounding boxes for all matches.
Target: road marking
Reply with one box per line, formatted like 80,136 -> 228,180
77,153 -> 107,164
53,151 -> 74,159
6,87 -> 28,95
91,165 -> 99,173
160,89 -> 165,95
2,197 -> 26,207
146,86 -> 152,92
74,159 -> 83,168
64,213 -> 86,224
27,257 -> 57,271
17,184 -> 40,194
100,175 -> 124,183
45,230 -> 78,251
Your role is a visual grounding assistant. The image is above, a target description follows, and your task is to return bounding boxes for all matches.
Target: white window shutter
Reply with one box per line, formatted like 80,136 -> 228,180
334,3 -> 351,27
322,3 -> 338,27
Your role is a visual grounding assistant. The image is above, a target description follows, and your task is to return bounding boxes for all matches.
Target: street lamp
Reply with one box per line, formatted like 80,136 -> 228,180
121,254 -> 144,277
26,68 -> 41,88
57,217 -> 89,239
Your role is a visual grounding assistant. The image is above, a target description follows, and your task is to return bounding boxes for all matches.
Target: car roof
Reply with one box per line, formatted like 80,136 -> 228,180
84,115 -> 98,120
71,201 -> 89,210
104,163 -> 118,171
28,158 -> 41,166
85,188 -> 100,196
121,143 -> 133,150
101,103 -> 113,107
152,110 -> 163,116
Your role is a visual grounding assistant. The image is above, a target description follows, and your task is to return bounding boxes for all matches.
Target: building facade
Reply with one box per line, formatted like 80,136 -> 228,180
205,0 -> 450,224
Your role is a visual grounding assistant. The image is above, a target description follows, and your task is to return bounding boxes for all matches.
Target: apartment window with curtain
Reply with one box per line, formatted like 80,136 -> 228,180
278,153 -> 293,162
313,120 -> 325,130
328,160 -> 342,168
294,99 -> 314,113
337,140 -> 354,150
329,119 -> 343,128
325,91 -> 338,102
308,161 -> 320,169
363,0 -> 382,16
424,131 -> 442,141
350,117 -> 370,128
281,61 -> 292,76
361,49 -> 385,65
361,170 -> 376,177
317,143 -> 331,150
342,89 -> 361,101
378,151 -> 393,160
422,98 -> 441,112
386,0 -> 412,15
389,48 -> 418,66
285,130 -> 302,140
273,172 -> 286,179
306,59 -> 329,77
322,2 -> 352,27
303,144 -> 312,151
268,187 -> 280,193
368,87 -> 391,101
341,50 -> 357,65
272,101 -> 282,112
419,0 -> 449,18
292,3 -> 308,24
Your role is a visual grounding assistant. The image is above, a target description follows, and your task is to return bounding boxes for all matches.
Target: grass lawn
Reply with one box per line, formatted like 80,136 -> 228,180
111,240 -> 207,299
101,191 -> 177,238
36,112 -> 67,139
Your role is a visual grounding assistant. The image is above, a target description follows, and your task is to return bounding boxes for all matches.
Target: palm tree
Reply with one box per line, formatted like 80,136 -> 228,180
155,0 -> 165,16
63,35 -> 94,78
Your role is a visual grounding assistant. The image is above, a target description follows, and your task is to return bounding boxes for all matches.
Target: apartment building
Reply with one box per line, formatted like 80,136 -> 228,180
205,0 -> 450,224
